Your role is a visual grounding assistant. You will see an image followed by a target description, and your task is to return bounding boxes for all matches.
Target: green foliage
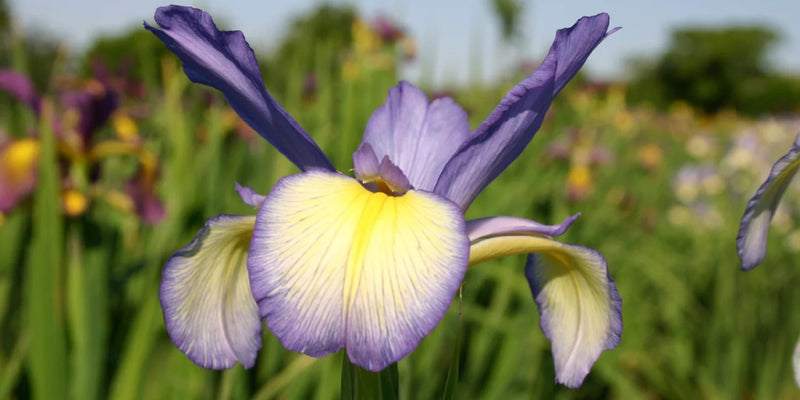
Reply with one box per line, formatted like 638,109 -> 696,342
82,27 -> 173,87
0,0 -> 8,36
490,0 -> 524,41
628,25 -> 800,115
260,4 -> 355,97
341,357 -> 399,400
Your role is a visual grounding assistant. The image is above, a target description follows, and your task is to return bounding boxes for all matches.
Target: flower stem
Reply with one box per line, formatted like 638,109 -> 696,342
341,353 -> 399,400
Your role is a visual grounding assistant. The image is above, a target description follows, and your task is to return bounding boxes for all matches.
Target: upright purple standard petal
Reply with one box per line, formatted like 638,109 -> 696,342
434,14 -> 617,209
145,6 -> 334,172
737,133 -> 800,270
361,81 -> 471,191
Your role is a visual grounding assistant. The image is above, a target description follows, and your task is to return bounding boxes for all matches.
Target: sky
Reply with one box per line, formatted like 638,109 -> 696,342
7,0 -> 800,87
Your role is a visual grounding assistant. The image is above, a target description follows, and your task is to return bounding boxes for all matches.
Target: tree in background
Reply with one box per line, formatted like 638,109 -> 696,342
82,28 -> 173,90
490,0 -> 524,42
0,0 -> 61,92
260,4 -> 355,97
627,26 -> 800,116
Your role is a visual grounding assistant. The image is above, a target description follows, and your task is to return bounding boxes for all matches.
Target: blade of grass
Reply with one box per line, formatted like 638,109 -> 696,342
252,355 -> 316,400
341,354 -> 398,400
67,225 -> 109,400
442,287 -> 463,400
0,328 -> 30,399
25,99 -> 68,400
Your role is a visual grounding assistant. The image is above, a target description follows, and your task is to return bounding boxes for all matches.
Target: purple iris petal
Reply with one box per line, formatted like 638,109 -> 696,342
361,81 -> 470,191
126,176 -> 166,225
60,86 -> 119,144
145,6 -> 334,172
352,143 -> 381,182
737,132 -> 800,270
434,13 -> 617,209
0,69 -> 41,113
377,156 -> 412,193
466,213 -> 580,241
235,182 -> 266,208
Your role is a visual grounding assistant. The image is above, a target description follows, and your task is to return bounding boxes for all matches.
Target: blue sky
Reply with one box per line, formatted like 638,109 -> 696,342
8,0 -> 800,86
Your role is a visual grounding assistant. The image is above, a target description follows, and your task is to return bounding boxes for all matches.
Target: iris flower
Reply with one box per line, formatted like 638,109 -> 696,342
737,132 -> 800,386
0,69 -> 165,223
148,6 -> 621,387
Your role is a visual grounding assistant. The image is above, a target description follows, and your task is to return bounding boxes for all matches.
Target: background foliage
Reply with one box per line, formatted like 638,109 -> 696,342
627,25 -> 800,116
1,2 -> 800,399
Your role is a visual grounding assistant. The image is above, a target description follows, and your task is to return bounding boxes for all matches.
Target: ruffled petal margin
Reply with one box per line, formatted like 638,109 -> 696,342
248,170 -> 469,371
737,132 -> 800,270
145,6 -> 334,172
467,216 -> 621,387
160,215 -> 261,369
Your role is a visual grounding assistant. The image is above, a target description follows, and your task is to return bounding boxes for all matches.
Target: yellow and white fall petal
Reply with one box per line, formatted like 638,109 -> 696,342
469,233 -> 621,388
160,214 -> 261,369
248,170 -> 469,371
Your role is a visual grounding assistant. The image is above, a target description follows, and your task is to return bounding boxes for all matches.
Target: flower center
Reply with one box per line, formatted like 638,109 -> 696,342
352,142 -> 412,196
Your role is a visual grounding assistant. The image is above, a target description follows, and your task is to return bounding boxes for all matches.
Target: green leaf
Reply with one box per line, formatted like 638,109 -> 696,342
341,354 -> 399,400
25,99 -> 68,400
442,288 -> 463,400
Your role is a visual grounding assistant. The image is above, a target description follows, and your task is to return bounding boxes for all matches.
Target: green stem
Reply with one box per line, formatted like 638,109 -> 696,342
25,99 -> 68,400
442,286 -> 463,400
341,354 -> 399,400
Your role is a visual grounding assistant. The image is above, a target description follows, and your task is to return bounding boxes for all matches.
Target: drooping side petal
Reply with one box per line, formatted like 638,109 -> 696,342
361,81 -> 471,191
145,6 -> 334,172
160,215 -> 262,369
525,243 -> 621,388
0,69 -> 40,113
737,133 -> 800,270
467,218 -> 620,388
466,214 -> 580,241
434,14 -> 617,209
249,170 -> 469,371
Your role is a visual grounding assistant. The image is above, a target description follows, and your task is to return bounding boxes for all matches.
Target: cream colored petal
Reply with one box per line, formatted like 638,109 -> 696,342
248,170 -> 469,371
469,234 -> 620,387
160,214 -> 261,369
